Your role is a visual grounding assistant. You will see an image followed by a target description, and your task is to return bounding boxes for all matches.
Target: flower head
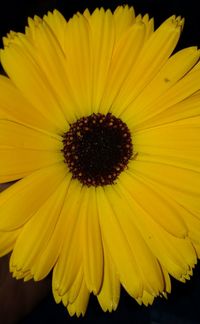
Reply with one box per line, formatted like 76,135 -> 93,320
0,5 -> 200,316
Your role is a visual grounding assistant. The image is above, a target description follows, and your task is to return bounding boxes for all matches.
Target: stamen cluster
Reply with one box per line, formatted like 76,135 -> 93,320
63,113 -> 133,187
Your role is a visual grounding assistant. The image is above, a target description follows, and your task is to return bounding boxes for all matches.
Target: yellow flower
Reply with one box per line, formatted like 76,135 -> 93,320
0,5 -> 200,316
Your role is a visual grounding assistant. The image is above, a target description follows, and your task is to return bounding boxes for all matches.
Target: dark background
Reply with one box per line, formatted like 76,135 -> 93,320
1,0 -> 200,49
1,0 -> 200,323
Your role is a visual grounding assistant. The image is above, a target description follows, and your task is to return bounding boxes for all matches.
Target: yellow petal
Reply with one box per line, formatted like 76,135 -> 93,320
96,186 -> 143,298
119,170 -> 187,238
193,243 -> 200,258
24,15 -> 42,40
85,8 -> 115,113
52,180 -> 83,296
44,10 -> 67,53
122,46 -> 200,127
161,266 -> 171,294
24,17 -> 79,124
130,160 -> 200,213
62,268 -> 84,306
0,229 -> 20,257
134,89 -> 200,130
30,175 -> 76,281
100,20 -> 146,114
0,76 -> 57,133
136,290 -> 154,306
130,62 -> 200,129
106,13 -> 154,117
97,245 -> 120,312
142,14 -> 154,41
115,176 -> 197,281
134,121 -> 200,172
128,162 -> 200,246
0,119 -> 63,182
82,186 -> 103,294
10,175 -> 69,277
0,5 -> 199,316
0,120 -> 62,150
179,205 -> 200,246
113,15 -> 183,114
104,185 -> 165,296
0,163 -> 67,230
67,278 -> 90,317
11,267 -> 32,280
1,44 -> 67,133
0,120 -> 64,183
63,13 -> 92,117
0,147 -> 63,183
113,5 -> 135,41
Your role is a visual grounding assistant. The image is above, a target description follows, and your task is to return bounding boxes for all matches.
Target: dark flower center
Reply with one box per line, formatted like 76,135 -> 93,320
62,113 -> 133,187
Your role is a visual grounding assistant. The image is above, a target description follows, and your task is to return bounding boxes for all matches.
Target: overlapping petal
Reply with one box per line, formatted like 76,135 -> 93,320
0,163 -> 67,231
0,5 -> 200,317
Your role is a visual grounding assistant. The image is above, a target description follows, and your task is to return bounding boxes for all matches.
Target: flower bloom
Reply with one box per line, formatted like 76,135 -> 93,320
0,5 -> 200,316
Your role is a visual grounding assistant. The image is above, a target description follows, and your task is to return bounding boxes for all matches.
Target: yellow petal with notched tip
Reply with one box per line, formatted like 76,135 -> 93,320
112,16 -> 183,115
52,180 -> 83,296
10,176 -> 70,277
81,186 -> 103,294
97,242 -> 120,312
0,5 -> 200,317
1,44 -> 67,133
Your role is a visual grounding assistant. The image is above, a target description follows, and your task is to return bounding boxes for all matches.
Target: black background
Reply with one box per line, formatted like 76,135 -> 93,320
1,0 -> 200,323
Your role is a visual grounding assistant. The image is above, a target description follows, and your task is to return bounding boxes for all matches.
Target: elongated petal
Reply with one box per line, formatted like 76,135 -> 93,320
130,160 -> 200,212
128,165 -> 200,247
67,278 -> 90,317
30,175 -> 73,281
63,13 -> 92,117
134,90 -> 200,130
62,268 -> 84,306
0,119 -> 63,182
113,16 -> 183,114
176,204 -> 200,246
115,174 -> 197,281
82,187 -> 103,294
0,163 -> 67,230
0,120 -> 62,150
96,186 -> 143,298
97,244 -> 120,312
119,170 -> 187,238
104,185 -> 166,296
84,8 -> 115,113
113,5 -> 135,41
0,76 -> 57,132
43,10 -> 67,53
134,121 -> 200,172
24,17 -> 79,124
0,148 -> 63,183
0,229 -> 20,257
1,44 -> 67,133
100,20 -> 146,114
129,63 -> 200,129
0,5 -> 199,317
10,175 -> 70,277
52,180 -> 83,296
121,47 -> 200,126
